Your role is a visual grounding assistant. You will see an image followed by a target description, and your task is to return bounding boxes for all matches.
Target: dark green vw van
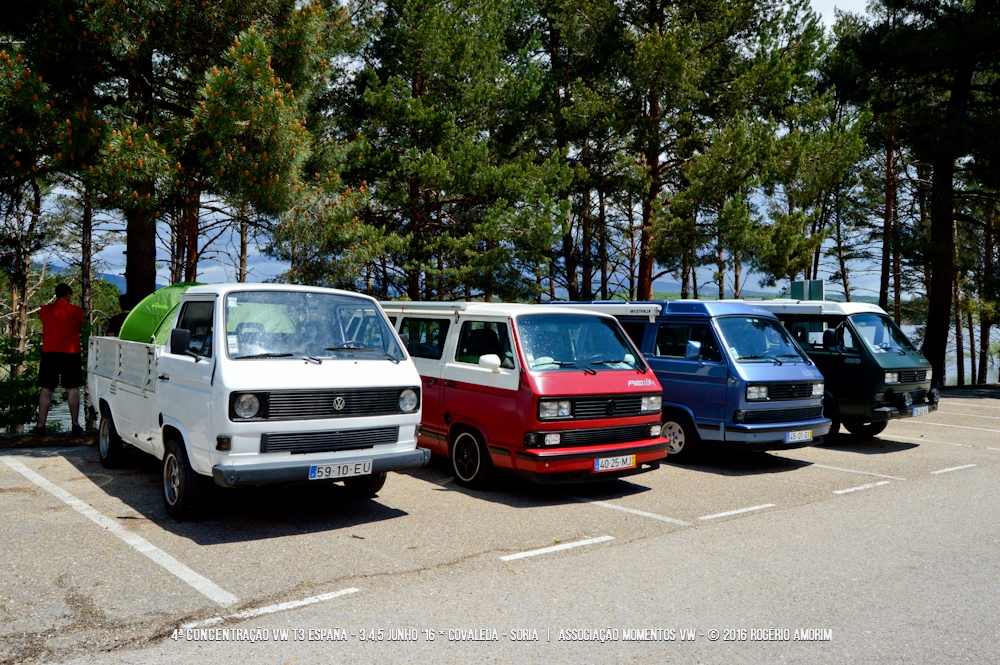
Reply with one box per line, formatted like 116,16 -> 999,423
758,300 -> 938,437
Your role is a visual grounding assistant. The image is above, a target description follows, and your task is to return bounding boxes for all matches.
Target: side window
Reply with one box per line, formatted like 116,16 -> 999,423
654,323 -> 722,362
400,318 -> 449,360
780,316 -> 858,353
456,321 -> 515,369
618,320 -> 647,348
176,301 -> 214,358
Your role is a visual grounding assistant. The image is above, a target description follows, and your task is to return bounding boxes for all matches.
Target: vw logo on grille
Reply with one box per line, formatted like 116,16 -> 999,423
332,396 -> 346,411
606,399 -> 617,416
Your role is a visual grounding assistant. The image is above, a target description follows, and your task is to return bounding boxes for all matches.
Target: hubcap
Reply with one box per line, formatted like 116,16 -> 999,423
99,419 -> 109,457
453,433 -> 481,482
163,454 -> 180,505
663,421 -> 685,455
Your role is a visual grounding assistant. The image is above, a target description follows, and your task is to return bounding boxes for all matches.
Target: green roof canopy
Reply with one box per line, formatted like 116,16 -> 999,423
118,282 -> 203,344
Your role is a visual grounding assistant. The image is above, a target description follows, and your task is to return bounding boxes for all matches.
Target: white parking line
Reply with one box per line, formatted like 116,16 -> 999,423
809,464 -> 906,481
569,496 -> 691,526
182,588 -> 360,629
898,421 -> 1000,434
887,434 -> 975,448
833,480 -> 890,495
936,409 -> 1000,420
939,402 -> 1000,410
1,456 -> 239,607
931,464 -> 978,475
698,504 -> 775,521
500,536 -> 615,561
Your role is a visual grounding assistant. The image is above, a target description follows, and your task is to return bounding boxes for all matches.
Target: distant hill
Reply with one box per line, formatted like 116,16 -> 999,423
49,266 -> 164,294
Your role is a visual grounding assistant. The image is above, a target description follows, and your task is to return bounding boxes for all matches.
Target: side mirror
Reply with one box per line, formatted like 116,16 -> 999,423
822,329 -> 838,351
685,340 -> 702,361
478,354 -> 502,373
169,328 -> 191,356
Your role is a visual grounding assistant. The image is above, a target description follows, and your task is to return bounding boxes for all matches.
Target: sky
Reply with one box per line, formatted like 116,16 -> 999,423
92,0 -> 877,298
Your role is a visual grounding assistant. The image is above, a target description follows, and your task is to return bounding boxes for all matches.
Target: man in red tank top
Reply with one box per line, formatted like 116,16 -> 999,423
35,283 -> 85,435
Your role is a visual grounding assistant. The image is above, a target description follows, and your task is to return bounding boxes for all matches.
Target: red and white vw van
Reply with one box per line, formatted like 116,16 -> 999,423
380,302 -> 668,486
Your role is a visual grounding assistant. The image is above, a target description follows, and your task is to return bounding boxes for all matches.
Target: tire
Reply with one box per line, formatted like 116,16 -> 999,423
98,411 -> 130,468
162,439 -> 211,520
662,413 -> 700,463
451,429 -> 494,489
344,471 -> 388,498
843,420 -> 888,438
821,406 -> 841,444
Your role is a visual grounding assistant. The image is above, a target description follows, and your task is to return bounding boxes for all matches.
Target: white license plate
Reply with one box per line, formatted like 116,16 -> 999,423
912,405 -> 929,417
786,430 -> 813,443
594,454 -> 636,472
309,460 -> 372,480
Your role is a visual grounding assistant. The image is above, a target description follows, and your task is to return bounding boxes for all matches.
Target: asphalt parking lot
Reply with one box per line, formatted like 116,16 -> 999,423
3,393 -> 1000,664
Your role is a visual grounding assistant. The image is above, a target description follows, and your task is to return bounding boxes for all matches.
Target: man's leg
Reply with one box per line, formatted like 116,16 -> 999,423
38,388 -> 53,429
67,388 -> 80,428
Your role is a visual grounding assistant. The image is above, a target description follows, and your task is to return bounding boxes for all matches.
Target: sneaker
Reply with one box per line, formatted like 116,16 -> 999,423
29,425 -> 47,435
72,425 -> 84,436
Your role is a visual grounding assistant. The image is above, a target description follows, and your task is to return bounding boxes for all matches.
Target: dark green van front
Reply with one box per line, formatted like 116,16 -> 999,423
758,301 -> 938,437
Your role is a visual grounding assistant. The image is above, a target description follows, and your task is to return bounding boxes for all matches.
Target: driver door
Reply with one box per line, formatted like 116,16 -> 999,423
157,299 -> 216,467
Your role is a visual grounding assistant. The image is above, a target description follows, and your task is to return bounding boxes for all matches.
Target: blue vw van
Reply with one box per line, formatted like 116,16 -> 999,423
556,301 -> 832,461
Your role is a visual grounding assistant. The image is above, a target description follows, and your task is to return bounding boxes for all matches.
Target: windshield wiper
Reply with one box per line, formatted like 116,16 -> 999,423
588,358 -> 646,373
237,352 -> 294,359
325,346 -> 401,364
539,360 -> 596,375
739,354 -> 782,365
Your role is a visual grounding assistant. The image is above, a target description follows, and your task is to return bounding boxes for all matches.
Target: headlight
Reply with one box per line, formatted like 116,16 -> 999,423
539,399 -> 572,419
234,393 -> 261,419
812,383 -> 824,397
747,385 -> 769,400
543,433 -> 561,446
884,372 -> 899,385
399,388 -> 419,412
641,395 -> 662,412
926,369 -> 933,382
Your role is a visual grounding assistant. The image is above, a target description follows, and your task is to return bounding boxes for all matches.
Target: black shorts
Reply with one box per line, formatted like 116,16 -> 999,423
38,352 -> 83,390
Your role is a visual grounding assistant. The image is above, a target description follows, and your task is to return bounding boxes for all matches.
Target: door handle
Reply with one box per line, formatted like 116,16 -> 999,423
444,380 -> 457,387
158,374 -> 170,381
427,378 -> 438,385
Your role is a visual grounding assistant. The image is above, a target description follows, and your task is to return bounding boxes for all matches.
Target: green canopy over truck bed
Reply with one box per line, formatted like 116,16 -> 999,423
117,282 -> 202,344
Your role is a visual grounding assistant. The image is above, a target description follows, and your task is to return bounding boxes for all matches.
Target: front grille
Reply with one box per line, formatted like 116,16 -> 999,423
898,370 -> 928,383
766,383 -> 817,400
261,427 -> 398,454
560,424 -> 652,447
571,395 -> 645,419
266,388 -> 412,421
743,406 -> 823,424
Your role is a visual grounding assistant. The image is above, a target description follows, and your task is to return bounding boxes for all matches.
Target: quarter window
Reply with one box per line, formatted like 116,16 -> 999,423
400,318 -> 449,359
456,321 -> 515,368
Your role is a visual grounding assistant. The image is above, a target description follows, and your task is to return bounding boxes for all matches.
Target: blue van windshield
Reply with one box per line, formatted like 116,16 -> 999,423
715,316 -> 809,364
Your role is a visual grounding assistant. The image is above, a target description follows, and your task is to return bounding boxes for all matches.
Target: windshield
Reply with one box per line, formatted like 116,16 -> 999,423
716,316 -> 809,363
224,291 -> 403,361
516,313 -> 646,372
850,313 -> 916,354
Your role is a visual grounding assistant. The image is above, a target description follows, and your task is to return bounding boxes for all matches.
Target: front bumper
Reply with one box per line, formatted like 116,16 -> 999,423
719,417 -> 832,451
871,402 -> 938,423
212,447 -> 431,487
506,438 -> 669,484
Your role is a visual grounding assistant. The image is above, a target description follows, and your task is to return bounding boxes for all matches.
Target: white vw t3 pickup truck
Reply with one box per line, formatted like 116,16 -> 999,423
88,284 -> 429,518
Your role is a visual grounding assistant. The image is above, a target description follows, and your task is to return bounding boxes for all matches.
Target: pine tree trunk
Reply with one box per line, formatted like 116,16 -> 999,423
924,157 -> 957,387
978,207 -> 993,385
955,277 -> 964,386
716,222 -> 725,300
238,215 -> 248,283
81,186 -> 93,324
880,136 -> 895,312
183,191 -> 199,282
124,190 -> 157,298
581,138 -> 592,301
968,308 -> 976,385
599,188 -> 608,300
